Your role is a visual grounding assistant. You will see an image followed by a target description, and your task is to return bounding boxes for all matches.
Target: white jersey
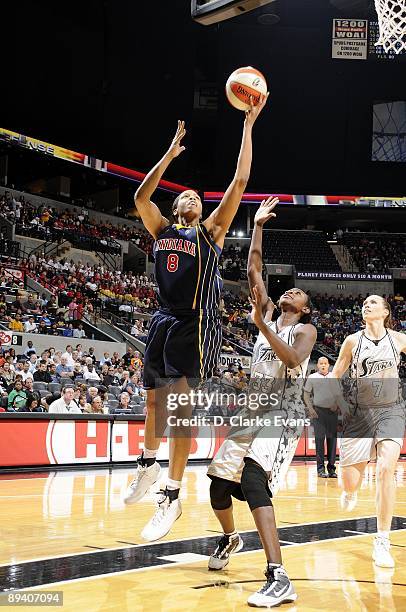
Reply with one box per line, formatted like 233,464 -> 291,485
208,319 -> 312,490
250,321 -> 310,402
350,329 -> 401,408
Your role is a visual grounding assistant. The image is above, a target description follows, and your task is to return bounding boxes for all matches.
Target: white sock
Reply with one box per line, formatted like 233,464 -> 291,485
166,478 -> 181,490
377,530 -> 390,540
143,447 -> 157,459
225,530 -> 237,536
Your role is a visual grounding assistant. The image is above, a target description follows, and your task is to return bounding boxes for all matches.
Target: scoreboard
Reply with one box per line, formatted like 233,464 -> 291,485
332,18 -> 406,61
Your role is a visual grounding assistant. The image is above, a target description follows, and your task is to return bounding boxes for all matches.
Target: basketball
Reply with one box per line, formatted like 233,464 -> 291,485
225,66 -> 267,111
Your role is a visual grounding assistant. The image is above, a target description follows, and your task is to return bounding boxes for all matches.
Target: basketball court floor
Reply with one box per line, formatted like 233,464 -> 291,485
1,461 -> 405,610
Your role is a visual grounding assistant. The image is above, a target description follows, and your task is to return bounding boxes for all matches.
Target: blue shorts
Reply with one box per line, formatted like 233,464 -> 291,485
143,309 -> 222,389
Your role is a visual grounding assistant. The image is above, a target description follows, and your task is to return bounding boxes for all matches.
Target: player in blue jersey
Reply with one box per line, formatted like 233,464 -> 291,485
123,95 -> 268,541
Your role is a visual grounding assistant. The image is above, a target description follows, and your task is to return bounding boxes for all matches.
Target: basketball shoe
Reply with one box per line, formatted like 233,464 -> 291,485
208,532 -> 244,570
141,489 -> 182,542
247,564 -> 297,607
123,456 -> 161,504
373,535 -> 395,568
340,490 -> 358,511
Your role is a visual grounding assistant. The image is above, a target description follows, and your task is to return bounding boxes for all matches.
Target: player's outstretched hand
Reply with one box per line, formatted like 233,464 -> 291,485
168,120 -> 186,158
244,92 -> 269,126
254,196 -> 278,227
249,285 -> 265,329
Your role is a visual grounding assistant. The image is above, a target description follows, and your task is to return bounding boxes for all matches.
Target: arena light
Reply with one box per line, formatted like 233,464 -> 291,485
191,0 -> 277,25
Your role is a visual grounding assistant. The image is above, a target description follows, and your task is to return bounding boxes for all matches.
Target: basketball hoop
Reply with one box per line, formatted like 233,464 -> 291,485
374,0 -> 406,53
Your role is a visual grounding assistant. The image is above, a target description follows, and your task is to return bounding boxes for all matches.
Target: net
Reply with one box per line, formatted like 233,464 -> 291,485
374,0 -> 406,53
372,101 -> 406,161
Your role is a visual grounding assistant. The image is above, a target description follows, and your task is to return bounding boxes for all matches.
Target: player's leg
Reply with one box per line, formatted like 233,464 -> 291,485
312,409 -> 328,477
168,375 -> 193,483
241,458 -> 297,607
123,386 -> 168,504
208,476 -> 244,570
373,439 -> 401,568
326,410 -> 338,477
340,461 -> 368,511
140,377 -> 192,541
242,414 -> 302,608
339,420 -> 371,511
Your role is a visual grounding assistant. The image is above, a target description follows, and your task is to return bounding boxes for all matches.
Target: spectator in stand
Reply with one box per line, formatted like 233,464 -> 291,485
105,367 -> 121,387
83,361 -> 101,382
87,347 -> 96,363
86,386 -> 99,404
77,395 -> 87,411
116,391 -> 131,412
130,351 -> 143,370
62,345 -> 75,366
73,323 -> 86,339
72,362 -> 84,380
18,394 -> 46,413
62,323 -> 74,337
122,347 -> 134,367
33,360 -> 52,383
120,370 -> 130,389
28,354 -> 38,374
40,312 -> 52,327
48,386 -> 82,414
221,340 -> 234,354
14,361 -> 25,378
0,363 -> 15,389
100,352 -> 111,366
23,340 -> 37,357
37,320 -> 49,335
123,372 -> 140,397
88,395 -> 105,414
23,377 -> 39,399
23,294 -> 37,314
8,313 -> 24,332
68,298 -> 78,320
48,363 -> 59,383
24,317 -> 38,334
56,356 -> 74,380
21,362 -> 33,383
8,379 -> 27,411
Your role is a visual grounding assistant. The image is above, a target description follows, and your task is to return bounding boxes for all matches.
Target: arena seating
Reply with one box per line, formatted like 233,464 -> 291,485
341,232 -> 406,273
262,230 -> 341,272
311,293 -> 405,354
0,344 -> 146,414
0,191 -> 154,257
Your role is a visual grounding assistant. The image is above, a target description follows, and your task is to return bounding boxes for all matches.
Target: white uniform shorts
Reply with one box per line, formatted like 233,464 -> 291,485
207,402 -> 305,496
340,403 -> 405,467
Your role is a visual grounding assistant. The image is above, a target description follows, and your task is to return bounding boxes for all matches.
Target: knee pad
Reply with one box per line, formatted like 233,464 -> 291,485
209,477 -> 237,510
240,458 -> 273,511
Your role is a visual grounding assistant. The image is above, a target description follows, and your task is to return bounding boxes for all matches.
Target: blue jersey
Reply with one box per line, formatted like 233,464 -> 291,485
153,223 -> 223,314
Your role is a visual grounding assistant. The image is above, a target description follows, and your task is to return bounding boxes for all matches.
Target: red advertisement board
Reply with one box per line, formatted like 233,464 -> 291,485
0,419 -> 405,467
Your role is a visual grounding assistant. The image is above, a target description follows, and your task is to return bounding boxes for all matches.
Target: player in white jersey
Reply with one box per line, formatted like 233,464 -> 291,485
333,295 -> 406,568
207,198 -> 317,608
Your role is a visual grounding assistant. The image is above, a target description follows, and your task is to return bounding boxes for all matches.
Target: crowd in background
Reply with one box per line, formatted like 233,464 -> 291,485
0,191 -> 154,255
219,243 -> 249,281
341,233 -> 406,274
22,256 -> 158,311
311,293 -> 405,353
0,190 -> 404,396
0,282 -> 90,338
0,343 -> 146,414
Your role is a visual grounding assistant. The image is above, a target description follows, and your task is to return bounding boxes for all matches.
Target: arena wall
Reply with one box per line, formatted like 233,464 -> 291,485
295,277 -> 394,297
